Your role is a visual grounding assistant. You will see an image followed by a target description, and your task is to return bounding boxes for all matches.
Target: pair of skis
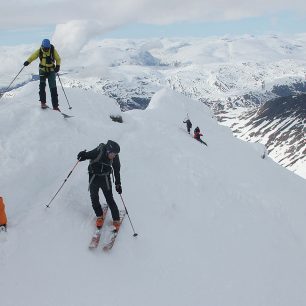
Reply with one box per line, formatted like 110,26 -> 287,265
89,205 -> 126,251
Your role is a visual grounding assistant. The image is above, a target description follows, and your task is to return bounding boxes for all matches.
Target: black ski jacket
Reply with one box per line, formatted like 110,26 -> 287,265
83,144 -> 121,185
183,119 -> 192,128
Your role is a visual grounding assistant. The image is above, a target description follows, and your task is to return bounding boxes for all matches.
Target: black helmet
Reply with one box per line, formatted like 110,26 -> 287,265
106,140 -> 120,154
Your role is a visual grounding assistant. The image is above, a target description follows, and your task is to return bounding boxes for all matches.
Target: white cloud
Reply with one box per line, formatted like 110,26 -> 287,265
52,20 -> 114,56
1,0 -> 306,29
1,0 -> 306,53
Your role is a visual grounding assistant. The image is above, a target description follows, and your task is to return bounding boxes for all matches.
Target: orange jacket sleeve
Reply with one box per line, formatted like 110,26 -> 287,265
0,197 -> 7,226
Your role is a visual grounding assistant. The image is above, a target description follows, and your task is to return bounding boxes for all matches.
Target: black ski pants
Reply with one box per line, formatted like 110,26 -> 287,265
89,175 -> 120,221
39,68 -> 59,108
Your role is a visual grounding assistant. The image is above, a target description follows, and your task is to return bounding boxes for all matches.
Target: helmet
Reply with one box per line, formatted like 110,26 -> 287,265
106,140 -> 120,154
41,39 -> 51,48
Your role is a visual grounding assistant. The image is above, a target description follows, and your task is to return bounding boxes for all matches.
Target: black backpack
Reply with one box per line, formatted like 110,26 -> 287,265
39,45 -> 55,65
88,143 -> 113,175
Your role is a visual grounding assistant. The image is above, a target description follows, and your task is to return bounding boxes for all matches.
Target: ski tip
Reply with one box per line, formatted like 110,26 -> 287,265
61,113 -> 74,118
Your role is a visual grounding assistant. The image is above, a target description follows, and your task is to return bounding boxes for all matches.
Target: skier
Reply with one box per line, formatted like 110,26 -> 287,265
194,126 -> 208,146
183,118 -> 192,134
0,196 -> 7,231
77,140 -> 122,230
23,39 -> 61,111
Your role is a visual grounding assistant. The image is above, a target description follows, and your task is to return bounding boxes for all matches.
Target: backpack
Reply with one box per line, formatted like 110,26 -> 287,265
90,143 -> 105,165
39,45 -> 55,65
88,144 -> 113,175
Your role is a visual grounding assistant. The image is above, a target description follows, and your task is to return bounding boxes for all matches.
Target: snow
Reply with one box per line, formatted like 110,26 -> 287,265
1,83 -> 306,306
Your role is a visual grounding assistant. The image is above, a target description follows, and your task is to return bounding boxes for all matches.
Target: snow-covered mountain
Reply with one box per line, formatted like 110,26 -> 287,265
220,94 -> 306,178
1,83 -> 306,306
0,34 -> 305,177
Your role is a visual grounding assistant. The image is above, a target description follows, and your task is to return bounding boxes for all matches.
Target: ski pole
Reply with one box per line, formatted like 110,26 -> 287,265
57,73 -> 72,110
119,194 -> 138,237
46,160 -> 80,208
0,66 -> 25,100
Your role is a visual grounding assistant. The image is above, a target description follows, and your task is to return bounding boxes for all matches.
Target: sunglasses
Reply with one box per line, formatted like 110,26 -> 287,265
42,47 -> 50,52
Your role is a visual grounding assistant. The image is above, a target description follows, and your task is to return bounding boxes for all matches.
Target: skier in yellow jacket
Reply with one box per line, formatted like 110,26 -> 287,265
24,39 -> 61,111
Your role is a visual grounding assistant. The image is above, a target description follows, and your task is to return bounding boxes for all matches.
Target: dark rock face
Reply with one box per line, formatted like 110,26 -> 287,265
230,94 -> 306,171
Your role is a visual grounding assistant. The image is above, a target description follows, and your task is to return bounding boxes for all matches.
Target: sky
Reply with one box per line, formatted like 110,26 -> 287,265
0,0 -> 306,46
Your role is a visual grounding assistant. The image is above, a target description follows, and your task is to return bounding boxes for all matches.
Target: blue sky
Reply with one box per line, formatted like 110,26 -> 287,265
0,11 -> 306,46
103,13 -> 306,38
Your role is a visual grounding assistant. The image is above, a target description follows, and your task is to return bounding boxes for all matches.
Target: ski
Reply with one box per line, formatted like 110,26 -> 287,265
60,112 -> 74,119
88,229 -> 102,249
88,205 -> 108,249
42,105 -> 74,118
103,210 -> 126,251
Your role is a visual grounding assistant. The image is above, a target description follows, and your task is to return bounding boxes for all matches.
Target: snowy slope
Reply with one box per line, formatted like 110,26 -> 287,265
1,83 -> 306,306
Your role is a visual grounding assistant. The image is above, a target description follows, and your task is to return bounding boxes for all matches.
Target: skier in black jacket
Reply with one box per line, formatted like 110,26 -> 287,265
183,119 -> 192,134
77,140 -> 122,230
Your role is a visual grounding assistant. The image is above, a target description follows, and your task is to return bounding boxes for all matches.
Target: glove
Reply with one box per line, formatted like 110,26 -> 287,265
77,150 -> 87,161
115,184 -> 122,194
54,65 -> 60,73
24,61 -> 29,66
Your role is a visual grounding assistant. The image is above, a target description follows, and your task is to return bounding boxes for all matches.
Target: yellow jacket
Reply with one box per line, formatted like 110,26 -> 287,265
27,46 -> 61,71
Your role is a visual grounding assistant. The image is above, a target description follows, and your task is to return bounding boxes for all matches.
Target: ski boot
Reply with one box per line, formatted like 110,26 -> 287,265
41,102 -> 48,109
96,216 -> 104,229
113,220 -> 121,232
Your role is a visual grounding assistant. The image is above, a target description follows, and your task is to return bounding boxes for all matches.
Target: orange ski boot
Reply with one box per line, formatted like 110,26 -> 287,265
96,216 -> 104,229
113,220 -> 121,232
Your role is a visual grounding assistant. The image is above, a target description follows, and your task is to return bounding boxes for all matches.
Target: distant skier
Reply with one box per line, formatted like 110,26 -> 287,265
183,118 -> 192,134
261,145 -> 267,159
77,140 -> 122,230
194,126 -> 208,146
23,39 -> 61,111
0,196 -> 7,231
